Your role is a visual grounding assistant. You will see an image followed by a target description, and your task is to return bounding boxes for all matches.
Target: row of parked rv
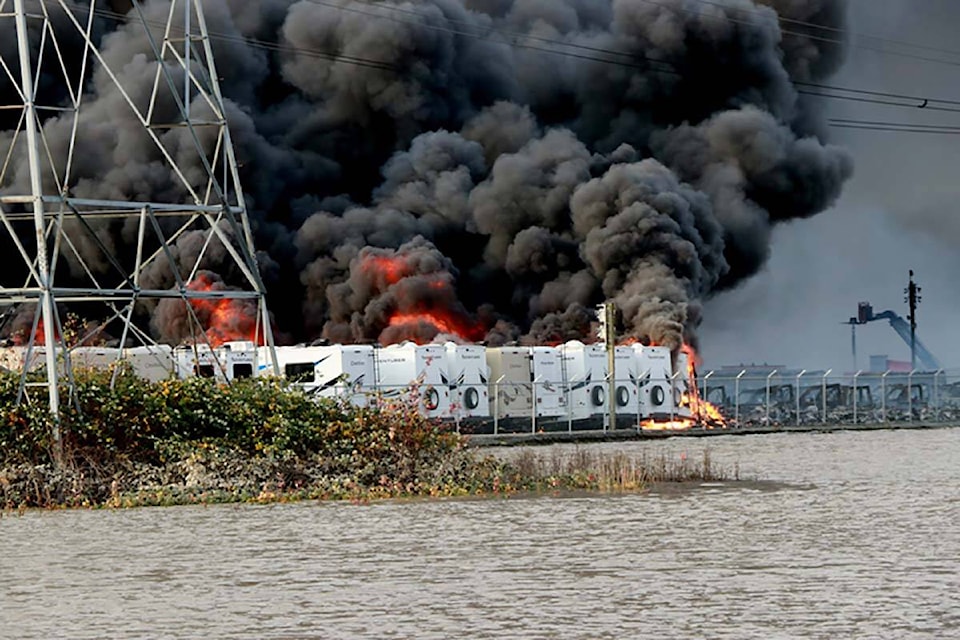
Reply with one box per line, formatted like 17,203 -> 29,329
0,340 -> 696,425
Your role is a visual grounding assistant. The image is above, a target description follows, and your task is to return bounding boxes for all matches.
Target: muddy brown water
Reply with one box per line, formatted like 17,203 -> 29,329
2,428 -> 959,638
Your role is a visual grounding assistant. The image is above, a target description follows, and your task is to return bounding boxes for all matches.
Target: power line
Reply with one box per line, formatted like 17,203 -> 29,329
300,0 -> 960,114
828,119 -> 960,134
87,5 -> 402,73
80,2 -> 960,123
830,117 -> 960,129
667,0 -> 960,64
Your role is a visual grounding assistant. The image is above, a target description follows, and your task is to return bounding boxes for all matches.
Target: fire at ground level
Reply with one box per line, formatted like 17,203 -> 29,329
465,420 -> 960,446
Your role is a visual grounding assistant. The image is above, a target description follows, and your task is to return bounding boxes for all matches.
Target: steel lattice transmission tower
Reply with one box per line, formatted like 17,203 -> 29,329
0,0 -> 276,436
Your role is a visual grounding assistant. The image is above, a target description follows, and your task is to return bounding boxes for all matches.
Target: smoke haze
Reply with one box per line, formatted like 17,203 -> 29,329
698,0 -> 960,371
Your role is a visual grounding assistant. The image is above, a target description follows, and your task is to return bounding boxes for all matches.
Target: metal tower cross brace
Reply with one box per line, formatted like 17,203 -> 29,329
0,0 -> 276,439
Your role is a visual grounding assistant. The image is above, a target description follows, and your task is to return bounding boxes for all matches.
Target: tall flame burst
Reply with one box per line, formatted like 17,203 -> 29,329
187,272 -> 259,347
642,344 -> 727,431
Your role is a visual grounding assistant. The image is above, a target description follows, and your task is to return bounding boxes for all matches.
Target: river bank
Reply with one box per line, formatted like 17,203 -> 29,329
0,443 -> 728,510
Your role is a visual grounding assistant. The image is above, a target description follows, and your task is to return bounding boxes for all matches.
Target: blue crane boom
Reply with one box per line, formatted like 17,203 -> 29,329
856,302 -> 941,371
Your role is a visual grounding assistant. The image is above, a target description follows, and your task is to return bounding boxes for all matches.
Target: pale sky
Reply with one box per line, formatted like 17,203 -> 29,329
699,0 -> 960,373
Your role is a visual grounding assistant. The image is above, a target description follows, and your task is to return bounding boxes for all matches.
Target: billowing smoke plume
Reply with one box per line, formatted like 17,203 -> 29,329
0,0 -> 853,352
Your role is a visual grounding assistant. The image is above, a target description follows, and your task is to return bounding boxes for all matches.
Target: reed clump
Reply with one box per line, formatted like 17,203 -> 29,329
491,447 -> 732,493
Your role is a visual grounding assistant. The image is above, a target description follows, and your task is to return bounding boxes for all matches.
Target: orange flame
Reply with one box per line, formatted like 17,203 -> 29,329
12,317 -> 63,346
188,274 -> 258,347
640,343 -> 727,430
361,252 -> 487,345
641,419 -> 694,431
388,311 -> 484,340
679,344 -> 727,428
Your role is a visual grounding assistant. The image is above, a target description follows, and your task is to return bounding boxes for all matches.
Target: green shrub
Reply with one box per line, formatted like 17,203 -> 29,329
0,369 -> 463,478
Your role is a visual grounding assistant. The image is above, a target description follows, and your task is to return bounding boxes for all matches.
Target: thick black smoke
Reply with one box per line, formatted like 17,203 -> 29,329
0,0 -> 853,352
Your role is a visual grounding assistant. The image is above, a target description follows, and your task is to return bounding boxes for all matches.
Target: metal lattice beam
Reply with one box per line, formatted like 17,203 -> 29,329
0,0 -> 278,457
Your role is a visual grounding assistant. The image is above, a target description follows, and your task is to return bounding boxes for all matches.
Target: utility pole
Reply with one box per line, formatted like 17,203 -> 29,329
596,302 -> 617,432
905,270 -> 921,370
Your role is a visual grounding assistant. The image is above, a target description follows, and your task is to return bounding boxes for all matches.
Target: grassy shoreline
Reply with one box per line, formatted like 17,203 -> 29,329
1,369 -> 731,510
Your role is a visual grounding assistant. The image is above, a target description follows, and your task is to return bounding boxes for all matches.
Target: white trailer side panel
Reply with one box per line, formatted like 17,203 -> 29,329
635,345 -> 674,420
122,345 -> 175,382
375,342 -> 450,417
486,347 -> 532,418
444,343 -> 490,419
614,346 -> 639,416
530,346 -> 565,418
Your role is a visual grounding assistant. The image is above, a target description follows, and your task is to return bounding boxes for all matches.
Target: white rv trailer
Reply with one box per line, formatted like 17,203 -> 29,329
443,342 -> 490,419
69,346 -> 122,371
375,342 -> 450,418
560,340 -> 608,422
0,344 -> 174,382
486,346 -> 565,421
614,345 -> 640,417
0,345 -> 123,374
258,344 -> 375,406
634,345 -> 674,420
122,345 -> 175,382
485,346 -> 530,419
175,341 -> 256,382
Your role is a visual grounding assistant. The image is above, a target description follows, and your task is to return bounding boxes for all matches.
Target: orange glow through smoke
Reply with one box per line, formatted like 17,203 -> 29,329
388,310 -> 485,342
361,252 -> 486,345
12,317 -> 58,346
188,274 -> 258,347
363,255 -> 412,285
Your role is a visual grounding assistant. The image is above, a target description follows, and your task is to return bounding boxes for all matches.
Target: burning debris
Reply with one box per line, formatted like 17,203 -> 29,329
0,1 -> 852,359
640,343 -> 727,430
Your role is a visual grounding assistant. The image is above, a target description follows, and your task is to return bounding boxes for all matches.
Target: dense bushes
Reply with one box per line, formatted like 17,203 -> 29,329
0,367 -> 729,509
1,366 -> 459,467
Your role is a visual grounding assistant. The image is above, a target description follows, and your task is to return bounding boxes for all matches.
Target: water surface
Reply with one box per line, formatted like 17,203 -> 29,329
2,429 -> 959,638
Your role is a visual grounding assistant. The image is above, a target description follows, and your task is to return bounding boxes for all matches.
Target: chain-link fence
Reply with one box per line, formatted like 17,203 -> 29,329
696,369 -> 960,428
338,369 -> 960,436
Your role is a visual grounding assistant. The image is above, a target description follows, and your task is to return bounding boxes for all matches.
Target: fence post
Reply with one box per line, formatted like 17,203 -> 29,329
881,370 -> 890,423
529,378 -> 535,434
702,371 -> 713,402
493,375 -> 504,435
637,369 -> 648,430
795,369 -> 806,426
765,369 -> 778,425
670,371 -> 680,422
735,370 -> 746,427
853,370 -> 862,425
567,375 -> 579,433
908,369 -> 917,422
821,369 -> 832,425
935,369 -> 943,422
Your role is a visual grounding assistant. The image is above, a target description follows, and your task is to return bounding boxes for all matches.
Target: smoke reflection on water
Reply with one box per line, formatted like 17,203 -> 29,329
2,429 -> 960,639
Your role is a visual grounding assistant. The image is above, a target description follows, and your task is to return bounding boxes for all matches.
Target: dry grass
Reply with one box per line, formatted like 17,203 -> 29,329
501,447 -> 733,492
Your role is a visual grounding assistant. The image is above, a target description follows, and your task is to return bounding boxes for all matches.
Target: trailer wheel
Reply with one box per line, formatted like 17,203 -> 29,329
591,386 -> 605,406
423,387 -> 440,411
464,387 -> 479,410
616,386 -> 630,407
651,386 -> 665,406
